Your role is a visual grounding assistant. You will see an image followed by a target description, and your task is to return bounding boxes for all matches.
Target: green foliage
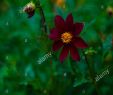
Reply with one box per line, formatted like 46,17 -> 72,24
0,0 -> 113,95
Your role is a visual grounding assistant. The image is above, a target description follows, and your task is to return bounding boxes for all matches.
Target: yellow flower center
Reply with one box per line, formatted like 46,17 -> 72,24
61,32 -> 72,44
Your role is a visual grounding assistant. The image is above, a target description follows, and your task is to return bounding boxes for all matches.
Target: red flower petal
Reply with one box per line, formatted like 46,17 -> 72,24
66,13 -> 73,31
73,37 -> 88,49
55,15 -> 65,31
60,46 -> 69,62
74,23 -> 84,35
49,28 -> 60,40
66,13 -> 73,24
70,47 -> 80,61
52,40 -> 63,51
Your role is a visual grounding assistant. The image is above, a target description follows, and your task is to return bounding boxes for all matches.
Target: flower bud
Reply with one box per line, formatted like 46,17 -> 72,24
23,2 -> 36,18
106,6 -> 113,16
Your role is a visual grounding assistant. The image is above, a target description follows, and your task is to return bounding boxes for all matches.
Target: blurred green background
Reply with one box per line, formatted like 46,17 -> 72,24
0,0 -> 113,95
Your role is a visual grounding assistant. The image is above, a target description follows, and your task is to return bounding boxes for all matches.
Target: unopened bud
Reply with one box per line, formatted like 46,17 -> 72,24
23,2 -> 36,18
107,6 -> 113,16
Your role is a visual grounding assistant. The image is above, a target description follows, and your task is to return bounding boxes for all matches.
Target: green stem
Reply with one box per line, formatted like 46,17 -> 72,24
36,0 -> 47,33
67,57 -> 76,75
70,61 -> 76,75
83,51 -> 100,95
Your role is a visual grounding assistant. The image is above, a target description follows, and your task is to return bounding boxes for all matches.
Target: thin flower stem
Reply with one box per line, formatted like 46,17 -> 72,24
83,51 -> 100,95
70,61 -> 76,75
67,57 -> 76,75
36,0 -> 47,33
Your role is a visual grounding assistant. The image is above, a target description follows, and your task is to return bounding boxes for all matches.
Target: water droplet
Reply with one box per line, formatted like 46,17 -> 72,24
5,89 -> 9,94
64,72 -> 67,77
98,46 -> 101,50
6,22 -> 9,26
82,89 -> 85,94
54,72 -> 57,76
25,72 -> 28,77
24,82 -> 28,85
25,38 -> 28,43
101,5 -> 104,9
82,56 -> 85,60
6,56 -> 9,60
43,90 -> 47,94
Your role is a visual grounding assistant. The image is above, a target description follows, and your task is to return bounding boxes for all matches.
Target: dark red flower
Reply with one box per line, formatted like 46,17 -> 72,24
23,2 -> 36,18
49,13 -> 88,62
